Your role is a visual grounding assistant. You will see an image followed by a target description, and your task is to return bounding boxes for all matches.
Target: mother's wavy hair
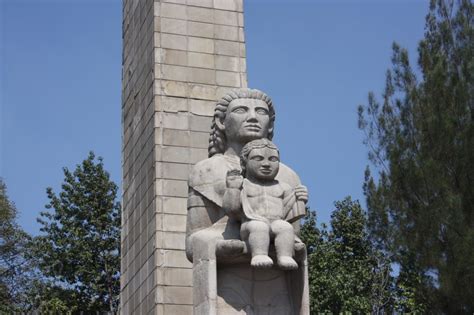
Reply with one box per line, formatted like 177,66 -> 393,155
208,88 -> 275,157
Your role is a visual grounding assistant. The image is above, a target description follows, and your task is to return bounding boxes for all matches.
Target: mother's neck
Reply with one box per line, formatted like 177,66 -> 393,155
224,142 -> 244,157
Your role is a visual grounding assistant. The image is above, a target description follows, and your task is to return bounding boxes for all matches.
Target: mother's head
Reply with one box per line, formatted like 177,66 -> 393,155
208,88 -> 276,157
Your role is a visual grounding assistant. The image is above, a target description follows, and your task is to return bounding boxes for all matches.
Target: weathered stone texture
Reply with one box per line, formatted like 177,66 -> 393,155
121,0 -> 156,314
122,0 -> 247,313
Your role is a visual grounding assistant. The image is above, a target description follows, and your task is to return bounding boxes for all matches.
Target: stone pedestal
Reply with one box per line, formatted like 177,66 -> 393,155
217,264 -> 309,314
190,223 -> 309,315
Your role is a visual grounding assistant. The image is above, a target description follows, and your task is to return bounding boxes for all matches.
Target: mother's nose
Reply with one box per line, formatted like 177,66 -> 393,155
246,108 -> 258,121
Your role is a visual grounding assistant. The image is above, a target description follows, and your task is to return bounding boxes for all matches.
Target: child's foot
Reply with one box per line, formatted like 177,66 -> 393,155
277,256 -> 298,270
251,255 -> 273,268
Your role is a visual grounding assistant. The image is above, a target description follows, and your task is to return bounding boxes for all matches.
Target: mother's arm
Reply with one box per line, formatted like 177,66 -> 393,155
186,188 -> 223,261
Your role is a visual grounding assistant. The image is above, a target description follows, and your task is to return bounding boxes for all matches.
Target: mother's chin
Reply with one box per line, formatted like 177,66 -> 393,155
238,132 -> 268,144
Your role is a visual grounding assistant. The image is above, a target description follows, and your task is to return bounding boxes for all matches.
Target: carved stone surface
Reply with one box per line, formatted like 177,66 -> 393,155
120,0 -> 247,313
186,88 -> 310,314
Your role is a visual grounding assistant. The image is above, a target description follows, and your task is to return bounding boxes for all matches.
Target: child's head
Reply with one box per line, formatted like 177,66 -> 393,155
240,139 -> 280,181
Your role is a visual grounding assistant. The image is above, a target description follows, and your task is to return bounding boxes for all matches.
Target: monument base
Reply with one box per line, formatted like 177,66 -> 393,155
217,263 -> 308,315
191,228 -> 309,315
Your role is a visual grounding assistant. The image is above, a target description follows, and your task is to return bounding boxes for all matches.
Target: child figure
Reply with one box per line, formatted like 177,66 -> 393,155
223,139 -> 308,270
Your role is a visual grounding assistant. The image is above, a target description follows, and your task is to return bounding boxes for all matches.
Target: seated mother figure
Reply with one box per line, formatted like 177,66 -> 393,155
186,88 -> 307,262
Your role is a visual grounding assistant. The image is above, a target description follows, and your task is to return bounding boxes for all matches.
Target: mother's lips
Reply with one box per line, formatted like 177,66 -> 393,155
245,124 -> 261,130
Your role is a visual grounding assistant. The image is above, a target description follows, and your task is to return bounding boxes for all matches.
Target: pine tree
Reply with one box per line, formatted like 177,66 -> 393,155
32,152 -> 121,312
358,0 -> 473,312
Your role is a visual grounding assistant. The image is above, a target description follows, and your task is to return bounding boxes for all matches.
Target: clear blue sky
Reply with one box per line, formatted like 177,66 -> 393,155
1,0 -> 428,235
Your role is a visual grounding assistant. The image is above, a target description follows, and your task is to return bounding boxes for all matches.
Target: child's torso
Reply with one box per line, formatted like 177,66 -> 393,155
245,180 -> 285,220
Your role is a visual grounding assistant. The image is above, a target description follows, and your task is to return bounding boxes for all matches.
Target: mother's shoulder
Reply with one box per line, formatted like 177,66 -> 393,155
189,155 -> 301,188
189,155 -> 231,187
277,162 -> 301,187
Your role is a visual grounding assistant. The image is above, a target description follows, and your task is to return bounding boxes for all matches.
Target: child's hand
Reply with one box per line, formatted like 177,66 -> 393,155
294,185 -> 308,203
226,169 -> 243,189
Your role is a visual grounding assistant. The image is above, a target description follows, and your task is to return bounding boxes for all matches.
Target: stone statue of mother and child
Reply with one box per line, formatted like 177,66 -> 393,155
186,88 -> 310,314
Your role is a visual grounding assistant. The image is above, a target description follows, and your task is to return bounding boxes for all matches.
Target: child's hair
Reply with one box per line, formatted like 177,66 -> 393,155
240,139 -> 279,176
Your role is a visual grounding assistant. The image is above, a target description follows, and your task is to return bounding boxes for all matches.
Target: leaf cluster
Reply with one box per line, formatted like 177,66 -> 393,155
302,198 -> 394,314
32,152 -> 121,312
0,178 -> 32,313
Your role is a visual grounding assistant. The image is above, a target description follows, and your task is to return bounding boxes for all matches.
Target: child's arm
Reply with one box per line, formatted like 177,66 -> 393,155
223,170 -> 244,220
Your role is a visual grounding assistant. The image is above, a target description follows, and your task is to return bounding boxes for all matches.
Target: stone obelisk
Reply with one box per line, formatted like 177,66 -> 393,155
121,0 -> 246,313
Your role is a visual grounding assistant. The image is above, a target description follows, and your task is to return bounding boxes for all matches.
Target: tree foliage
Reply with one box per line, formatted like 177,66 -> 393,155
358,0 -> 473,312
0,178 -> 32,313
32,152 -> 121,312
301,198 -> 393,314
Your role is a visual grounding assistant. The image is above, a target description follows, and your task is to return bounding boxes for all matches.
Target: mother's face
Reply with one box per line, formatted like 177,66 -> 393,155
222,98 -> 272,145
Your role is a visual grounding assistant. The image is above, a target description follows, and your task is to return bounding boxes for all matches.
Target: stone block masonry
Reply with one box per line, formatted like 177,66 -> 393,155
121,0 -> 247,314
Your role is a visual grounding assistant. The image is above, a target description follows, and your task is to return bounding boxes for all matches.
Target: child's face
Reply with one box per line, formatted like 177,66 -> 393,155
246,147 -> 280,181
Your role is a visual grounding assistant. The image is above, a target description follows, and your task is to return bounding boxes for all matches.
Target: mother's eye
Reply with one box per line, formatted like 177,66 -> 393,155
256,108 -> 269,115
232,107 -> 247,114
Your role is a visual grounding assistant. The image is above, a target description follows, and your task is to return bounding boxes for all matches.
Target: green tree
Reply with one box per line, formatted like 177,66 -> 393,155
0,178 -> 32,313
358,0 -> 473,312
301,198 -> 393,314
32,152 -> 121,312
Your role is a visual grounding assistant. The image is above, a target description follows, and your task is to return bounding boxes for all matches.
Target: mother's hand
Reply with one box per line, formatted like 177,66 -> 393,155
294,185 -> 308,203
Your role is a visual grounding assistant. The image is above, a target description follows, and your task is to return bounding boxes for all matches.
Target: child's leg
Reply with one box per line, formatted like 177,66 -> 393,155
241,220 -> 273,268
271,220 -> 298,270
